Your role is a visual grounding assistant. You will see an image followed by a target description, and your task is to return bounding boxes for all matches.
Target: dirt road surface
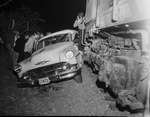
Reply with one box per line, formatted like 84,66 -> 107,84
0,55 -> 142,116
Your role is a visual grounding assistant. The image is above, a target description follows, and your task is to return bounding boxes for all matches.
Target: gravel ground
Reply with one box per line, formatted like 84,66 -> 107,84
0,57 -> 143,116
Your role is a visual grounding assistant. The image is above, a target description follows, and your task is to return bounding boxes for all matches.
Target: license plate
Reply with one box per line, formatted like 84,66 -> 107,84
38,77 -> 50,85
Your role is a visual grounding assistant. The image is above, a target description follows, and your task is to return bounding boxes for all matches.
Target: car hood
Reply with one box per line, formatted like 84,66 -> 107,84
19,42 -> 74,74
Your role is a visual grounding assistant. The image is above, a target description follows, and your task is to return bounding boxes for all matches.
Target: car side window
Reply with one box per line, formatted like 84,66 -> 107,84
73,33 -> 79,44
37,41 -> 43,50
36,33 -> 76,50
37,37 -> 53,50
45,39 -> 52,46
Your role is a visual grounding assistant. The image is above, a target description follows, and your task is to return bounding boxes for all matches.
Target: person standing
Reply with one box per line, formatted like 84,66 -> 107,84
24,34 -> 36,59
0,36 -> 4,52
13,31 -> 20,67
73,12 -> 85,51
3,31 -> 19,70
24,32 -> 43,59
0,36 -> 3,44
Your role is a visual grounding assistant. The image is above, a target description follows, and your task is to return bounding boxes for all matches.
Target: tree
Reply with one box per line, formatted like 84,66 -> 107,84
0,2 -> 45,40
0,1 -> 45,69
0,0 -> 13,8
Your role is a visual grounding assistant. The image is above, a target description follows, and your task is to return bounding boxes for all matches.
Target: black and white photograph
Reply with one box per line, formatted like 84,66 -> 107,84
0,0 -> 150,116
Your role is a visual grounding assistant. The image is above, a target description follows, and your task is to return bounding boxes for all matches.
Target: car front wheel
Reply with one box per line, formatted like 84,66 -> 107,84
74,74 -> 82,83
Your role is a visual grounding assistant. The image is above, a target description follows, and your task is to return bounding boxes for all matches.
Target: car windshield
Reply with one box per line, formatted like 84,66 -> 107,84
37,33 -> 72,50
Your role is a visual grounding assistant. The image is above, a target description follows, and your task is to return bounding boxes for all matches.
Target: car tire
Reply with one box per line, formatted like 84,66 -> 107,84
74,75 -> 83,83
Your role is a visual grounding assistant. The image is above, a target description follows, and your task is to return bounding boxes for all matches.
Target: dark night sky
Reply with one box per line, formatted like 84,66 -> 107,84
7,0 -> 86,33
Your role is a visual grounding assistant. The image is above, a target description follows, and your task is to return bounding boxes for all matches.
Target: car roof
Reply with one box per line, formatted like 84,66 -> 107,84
38,29 -> 78,42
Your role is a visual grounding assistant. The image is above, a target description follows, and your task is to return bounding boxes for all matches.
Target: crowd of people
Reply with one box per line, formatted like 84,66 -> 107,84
0,12 -> 85,72
0,31 -> 44,71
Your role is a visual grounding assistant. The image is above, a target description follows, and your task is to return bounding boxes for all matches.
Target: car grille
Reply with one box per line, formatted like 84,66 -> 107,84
27,62 -> 70,79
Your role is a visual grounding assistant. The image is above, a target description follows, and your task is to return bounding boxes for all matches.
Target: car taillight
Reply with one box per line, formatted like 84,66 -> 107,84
14,64 -> 22,73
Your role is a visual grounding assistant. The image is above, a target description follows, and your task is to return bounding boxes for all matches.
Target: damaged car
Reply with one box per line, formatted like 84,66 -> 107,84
14,29 -> 83,86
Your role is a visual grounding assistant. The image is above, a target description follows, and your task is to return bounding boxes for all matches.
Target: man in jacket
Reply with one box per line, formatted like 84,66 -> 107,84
4,31 -> 19,70
73,12 -> 85,51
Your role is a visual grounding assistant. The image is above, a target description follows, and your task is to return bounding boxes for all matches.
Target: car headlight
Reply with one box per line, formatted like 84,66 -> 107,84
14,64 -> 22,73
66,51 -> 74,59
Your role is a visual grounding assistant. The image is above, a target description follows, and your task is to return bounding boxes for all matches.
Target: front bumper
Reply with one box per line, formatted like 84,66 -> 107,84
18,62 -> 81,86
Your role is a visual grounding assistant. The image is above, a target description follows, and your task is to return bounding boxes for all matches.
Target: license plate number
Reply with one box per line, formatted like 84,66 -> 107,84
39,77 -> 50,85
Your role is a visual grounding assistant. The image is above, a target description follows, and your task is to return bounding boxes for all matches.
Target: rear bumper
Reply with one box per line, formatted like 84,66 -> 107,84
18,62 -> 81,86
